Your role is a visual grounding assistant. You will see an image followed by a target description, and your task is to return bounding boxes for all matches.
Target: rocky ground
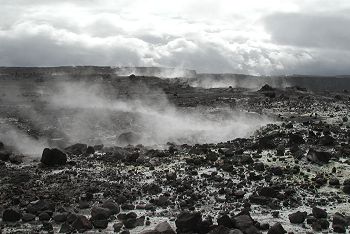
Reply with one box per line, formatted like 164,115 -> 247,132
0,74 -> 350,234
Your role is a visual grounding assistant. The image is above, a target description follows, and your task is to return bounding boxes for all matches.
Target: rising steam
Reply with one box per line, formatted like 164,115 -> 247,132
0,79 -> 271,157
47,81 -> 271,146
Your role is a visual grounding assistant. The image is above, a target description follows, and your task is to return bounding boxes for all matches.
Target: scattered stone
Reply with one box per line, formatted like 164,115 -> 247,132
102,200 -> 120,215
312,207 -> 327,219
307,149 -> 331,164
267,222 -> 287,234
65,143 -> 87,155
175,212 -> 202,233
71,215 -> 93,232
22,213 -> 36,222
154,221 -> 176,234
2,209 -> 22,222
289,211 -> 307,224
41,148 -> 67,166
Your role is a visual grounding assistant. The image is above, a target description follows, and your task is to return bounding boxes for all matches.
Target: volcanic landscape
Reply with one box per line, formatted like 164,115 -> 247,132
0,66 -> 350,234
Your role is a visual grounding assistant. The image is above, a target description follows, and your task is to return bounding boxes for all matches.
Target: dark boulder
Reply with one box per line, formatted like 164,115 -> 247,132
71,215 -> 93,232
86,146 -> 95,155
343,185 -> 350,194
289,133 -> 305,145
65,143 -> 87,155
175,212 -> 202,233
312,207 -> 327,219
233,215 -> 254,231
26,200 -> 53,215
217,214 -> 235,228
22,213 -> 36,222
41,148 -> 67,166
0,150 -> 11,161
259,84 -> 275,92
288,211 -> 307,224
307,149 -> 331,164
267,223 -> 286,234
91,206 -> 112,220
2,209 -> 22,222
102,200 -> 120,215
154,221 -> 176,234
92,219 -> 109,229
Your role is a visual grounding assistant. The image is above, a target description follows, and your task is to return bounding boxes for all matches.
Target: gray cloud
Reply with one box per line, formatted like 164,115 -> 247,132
1,0 -> 350,75
264,12 -> 350,50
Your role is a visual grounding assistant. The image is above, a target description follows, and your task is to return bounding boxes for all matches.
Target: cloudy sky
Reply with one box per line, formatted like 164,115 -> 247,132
1,0 -> 350,75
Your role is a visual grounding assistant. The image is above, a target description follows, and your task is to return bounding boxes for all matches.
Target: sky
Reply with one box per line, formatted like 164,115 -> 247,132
1,0 -> 350,75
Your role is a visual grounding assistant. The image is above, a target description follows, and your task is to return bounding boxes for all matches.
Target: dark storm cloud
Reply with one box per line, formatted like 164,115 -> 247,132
264,12 -> 350,50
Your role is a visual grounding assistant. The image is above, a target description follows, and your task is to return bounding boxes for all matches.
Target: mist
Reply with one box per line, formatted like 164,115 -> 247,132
46,81 -> 271,147
0,78 -> 272,157
187,74 -> 291,90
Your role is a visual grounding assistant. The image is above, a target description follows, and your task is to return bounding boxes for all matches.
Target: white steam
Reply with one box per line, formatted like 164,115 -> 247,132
47,81 -> 271,146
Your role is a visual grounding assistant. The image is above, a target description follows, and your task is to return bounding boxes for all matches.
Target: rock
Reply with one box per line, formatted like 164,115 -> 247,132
124,217 -> 137,229
38,211 -> 51,221
333,224 -> 346,233
259,84 -> 275,92
312,207 -> 327,219
0,150 -> 11,161
113,222 -> 124,232
26,200 -> 53,215
53,212 -> 68,223
333,212 -> 348,227
65,143 -> 87,155
41,222 -> 53,232
217,214 -> 235,228
41,148 -> 67,166
267,223 -> 286,234
59,222 -> 74,233
208,226 -> 243,234
143,183 -> 162,195
2,208 -> 22,222
329,178 -> 340,186
175,212 -> 202,233
9,154 -> 24,164
233,215 -> 254,230
166,171 -> 177,181
318,135 -> 336,146
22,213 -> 36,222
125,152 -> 139,163
289,133 -> 305,145
86,146 -> 95,155
102,200 -> 120,215
154,221 -> 176,234
343,185 -> 350,194
307,149 -> 331,164
0,141 -> 4,149
312,221 -> 322,231
91,206 -> 111,220
289,211 -> 307,224
258,187 -> 278,198
71,215 -> 93,232
92,219 -> 109,229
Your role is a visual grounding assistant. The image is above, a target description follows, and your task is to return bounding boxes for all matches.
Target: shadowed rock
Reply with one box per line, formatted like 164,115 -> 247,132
41,148 -> 67,166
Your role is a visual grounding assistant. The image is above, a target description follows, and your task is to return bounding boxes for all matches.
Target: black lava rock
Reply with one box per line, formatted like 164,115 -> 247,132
2,209 -> 22,222
312,207 -> 327,219
41,148 -> 67,166
289,211 -> 307,224
267,223 -> 286,234
175,212 -> 202,233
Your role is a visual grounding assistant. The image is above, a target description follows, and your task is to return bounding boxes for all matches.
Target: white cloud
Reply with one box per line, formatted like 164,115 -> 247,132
0,0 -> 350,75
